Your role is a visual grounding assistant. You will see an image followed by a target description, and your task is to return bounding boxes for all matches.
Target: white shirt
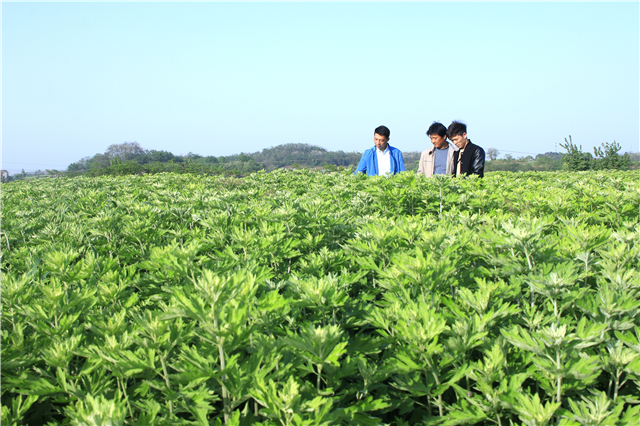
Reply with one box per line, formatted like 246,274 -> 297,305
376,145 -> 391,176
456,148 -> 465,176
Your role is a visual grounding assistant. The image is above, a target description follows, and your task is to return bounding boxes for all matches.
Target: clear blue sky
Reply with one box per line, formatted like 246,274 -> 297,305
2,1 -> 639,173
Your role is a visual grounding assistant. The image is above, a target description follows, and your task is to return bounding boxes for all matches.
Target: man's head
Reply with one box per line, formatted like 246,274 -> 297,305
374,126 -> 390,151
427,122 -> 448,149
448,121 -> 468,150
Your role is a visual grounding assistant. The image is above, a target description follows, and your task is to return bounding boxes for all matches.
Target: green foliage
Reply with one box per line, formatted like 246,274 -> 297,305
1,169 -> 639,425
65,142 -> 430,177
593,141 -> 631,171
485,152 -> 564,172
560,136 -> 631,172
560,135 -> 594,171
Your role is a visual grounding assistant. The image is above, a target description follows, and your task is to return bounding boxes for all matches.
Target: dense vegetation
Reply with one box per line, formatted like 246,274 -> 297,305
2,137 -> 629,182
559,137 -> 632,172
484,152 -> 564,173
2,169 -> 639,425
64,142 -> 364,177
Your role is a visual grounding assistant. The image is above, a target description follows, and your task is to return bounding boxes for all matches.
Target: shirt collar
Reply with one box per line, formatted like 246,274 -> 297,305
376,145 -> 389,155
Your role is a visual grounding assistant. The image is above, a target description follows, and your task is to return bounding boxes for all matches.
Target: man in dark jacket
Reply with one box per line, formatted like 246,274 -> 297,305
448,121 -> 485,178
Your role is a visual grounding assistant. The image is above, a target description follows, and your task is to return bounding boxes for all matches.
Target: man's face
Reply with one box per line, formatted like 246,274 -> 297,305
430,134 -> 448,149
450,133 -> 468,150
374,133 -> 389,151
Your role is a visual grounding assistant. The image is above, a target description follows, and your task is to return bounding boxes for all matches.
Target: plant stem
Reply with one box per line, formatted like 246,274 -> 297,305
556,349 -> 562,404
425,358 -> 443,417
530,284 -> 535,309
159,352 -> 173,415
218,336 -> 230,425
119,377 -> 134,419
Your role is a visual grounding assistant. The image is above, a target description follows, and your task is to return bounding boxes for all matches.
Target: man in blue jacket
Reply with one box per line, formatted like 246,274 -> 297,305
354,126 -> 405,176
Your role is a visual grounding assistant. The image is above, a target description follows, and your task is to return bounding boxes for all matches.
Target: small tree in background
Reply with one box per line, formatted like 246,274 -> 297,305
593,141 -> 631,170
486,148 -> 500,161
560,135 -> 593,171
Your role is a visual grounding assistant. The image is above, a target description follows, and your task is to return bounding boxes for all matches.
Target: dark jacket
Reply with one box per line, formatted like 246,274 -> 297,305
453,140 -> 485,178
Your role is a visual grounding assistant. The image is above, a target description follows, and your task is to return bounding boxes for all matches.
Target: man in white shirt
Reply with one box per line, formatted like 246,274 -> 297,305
375,133 -> 392,175
354,126 -> 406,176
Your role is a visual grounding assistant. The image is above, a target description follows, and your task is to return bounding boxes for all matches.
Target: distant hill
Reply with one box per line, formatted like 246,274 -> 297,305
245,143 -> 421,171
67,142 -> 424,175
194,143 -> 364,171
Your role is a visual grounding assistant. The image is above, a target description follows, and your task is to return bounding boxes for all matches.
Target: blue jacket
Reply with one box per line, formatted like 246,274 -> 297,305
354,145 -> 405,176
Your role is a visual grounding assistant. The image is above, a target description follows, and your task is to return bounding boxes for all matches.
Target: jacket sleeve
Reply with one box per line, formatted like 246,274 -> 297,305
416,152 -> 424,175
446,146 -> 456,175
397,151 -> 406,172
354,152 -> 368,175
452,151 -> 460,177
471,147 -> 485,178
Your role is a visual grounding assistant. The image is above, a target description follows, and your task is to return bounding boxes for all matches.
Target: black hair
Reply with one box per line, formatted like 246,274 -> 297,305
426,122 -> 447,138
374,126 -> 390,139
447,121 -> 467,138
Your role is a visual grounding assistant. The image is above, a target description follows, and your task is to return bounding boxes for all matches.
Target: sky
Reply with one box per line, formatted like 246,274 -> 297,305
2,1 -> 639,174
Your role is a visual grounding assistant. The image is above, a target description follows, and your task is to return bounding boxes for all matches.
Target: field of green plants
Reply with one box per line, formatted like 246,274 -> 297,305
2,169 -> 639,425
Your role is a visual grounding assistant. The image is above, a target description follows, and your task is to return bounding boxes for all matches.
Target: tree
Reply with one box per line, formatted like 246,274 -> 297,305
593,141 -> 630,170
105,141 -> 147,161
67,156 -> 94,171
559,135 -> 592,171
504,153 -> 514,161
535,152 -> 564,170
535,155 -> 553,171
487,148 -> 500,161
146,150 -> 175,163
91,153 -> 111,168
185,152 -> 202,160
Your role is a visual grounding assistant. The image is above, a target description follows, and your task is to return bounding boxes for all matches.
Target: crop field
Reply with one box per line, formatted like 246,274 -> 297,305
1,169 -> 639,425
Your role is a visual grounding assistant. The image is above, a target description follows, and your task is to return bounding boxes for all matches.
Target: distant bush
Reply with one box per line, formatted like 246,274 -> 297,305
592,141 -> 631,170
559,135 -> 631,172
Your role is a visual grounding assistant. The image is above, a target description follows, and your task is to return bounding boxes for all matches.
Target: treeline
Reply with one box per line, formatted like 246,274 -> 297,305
66,142 -> 363,177
237,143 -> 361,170
61,138 -> 635,179
63,142 -> 427,178
485,152 -> 565,172
67,142 -> 264,177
